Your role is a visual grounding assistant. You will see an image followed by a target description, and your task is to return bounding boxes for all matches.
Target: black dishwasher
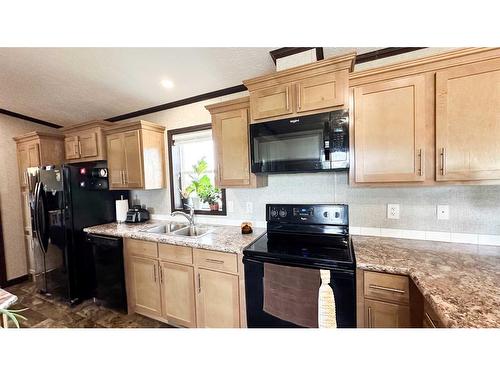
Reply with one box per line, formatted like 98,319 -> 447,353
86,233 -> 127,313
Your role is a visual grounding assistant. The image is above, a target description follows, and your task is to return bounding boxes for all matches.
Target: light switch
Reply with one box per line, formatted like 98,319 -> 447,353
437,205 -> 450,220
387,204 -> 400,220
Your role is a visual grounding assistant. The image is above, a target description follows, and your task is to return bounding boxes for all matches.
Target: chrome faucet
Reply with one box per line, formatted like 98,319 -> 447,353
171,204 -> 195,228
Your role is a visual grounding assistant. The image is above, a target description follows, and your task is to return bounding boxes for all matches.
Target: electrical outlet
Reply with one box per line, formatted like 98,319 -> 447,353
227,200 -> 234,213
437,205 -> 450,220
387,204 -> 400,220
246,202 -> 253,214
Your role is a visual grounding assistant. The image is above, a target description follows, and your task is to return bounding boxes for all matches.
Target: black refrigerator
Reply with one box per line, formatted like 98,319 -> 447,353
28,162 -> 128,304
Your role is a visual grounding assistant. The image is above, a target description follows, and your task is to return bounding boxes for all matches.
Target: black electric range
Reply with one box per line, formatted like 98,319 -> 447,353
243,204 -> 356,328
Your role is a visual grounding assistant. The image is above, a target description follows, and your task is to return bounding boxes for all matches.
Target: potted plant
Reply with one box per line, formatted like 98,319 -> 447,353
198,183 -> 221,211
0,308 -> 27,328
187,157 -> 212,210
179,186 -> 194,208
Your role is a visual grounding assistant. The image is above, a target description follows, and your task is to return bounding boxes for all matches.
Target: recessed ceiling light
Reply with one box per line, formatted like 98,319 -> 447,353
161,79 -> 174,89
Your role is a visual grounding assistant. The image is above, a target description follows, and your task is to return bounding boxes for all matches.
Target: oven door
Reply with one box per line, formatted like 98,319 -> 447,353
243,257 -> 356,328
250,112 -> 333,173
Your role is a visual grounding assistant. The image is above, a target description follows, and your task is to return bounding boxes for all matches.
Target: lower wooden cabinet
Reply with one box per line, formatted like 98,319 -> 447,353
160,261 -> 197,328
124,239 -> 243,328
196,268 -> 240,328
365,299 -> 410,328
127,256 -> 162,318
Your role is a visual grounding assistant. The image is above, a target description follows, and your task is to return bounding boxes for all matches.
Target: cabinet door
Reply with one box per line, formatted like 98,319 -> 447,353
17,144 -> 30,187
128,256 -> 162,317
27,142 -> 41,167
354,75 -> 426,183
123,130 -> 144,188
365,299 -> 410,328
213,108 -> 251,187
65,136 -> 80,160
196,268 -> 240,328
79,131 -> 99,158
160,261 -> 196,327
296,71 -> 347,113
250,84 -> 293,121
106,133 -> 126,189
436,59 -> 500,181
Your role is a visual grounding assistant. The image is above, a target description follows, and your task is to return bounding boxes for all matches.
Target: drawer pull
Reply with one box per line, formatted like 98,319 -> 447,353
205,258 -> 224,264
368,284 -> 406,294
368,306 -> 373,328
425,312 -> 437,328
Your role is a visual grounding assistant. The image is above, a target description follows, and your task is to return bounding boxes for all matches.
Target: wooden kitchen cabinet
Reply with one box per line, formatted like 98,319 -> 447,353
61,120 -> 110,162
196,268 -> 240,328
105,120 -> 165,190
249,84 -> 293,120
244,53 -> 355,123
436,58 -> 500,182
127,255 -> 162,318
124,239 -> 244,328
365,299 -> 410,328
353,75 -> 426,183
160,261 -> 197,328
206,97 -> 267,188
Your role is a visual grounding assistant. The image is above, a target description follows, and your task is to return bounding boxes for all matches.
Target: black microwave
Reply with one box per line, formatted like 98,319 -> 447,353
250,110 -> 349,173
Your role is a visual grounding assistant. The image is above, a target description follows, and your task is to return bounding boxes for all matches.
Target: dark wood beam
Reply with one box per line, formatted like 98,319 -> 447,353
355,47 -> 426,65
269,47 -> 324,64
0,108 -> 62,129
106,84 -> 247,122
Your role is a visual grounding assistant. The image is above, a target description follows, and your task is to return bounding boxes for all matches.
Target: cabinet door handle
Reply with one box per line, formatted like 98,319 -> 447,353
120,171 -> 124,185
418,148 -> 424,176
367,306 -> 373,328
78,141 -> 82,157
153,264 -> 157,283
368,284 -> 406,294
424,312 -> 437,328
205,258 -> 224,264
74,143 -> 79,157
440,147 -> 446,175
197,273 -> 201,294
296,84 -> 301,110
123,170 -> 128,184
285,86 -> 290,110
160,266 -> 163,284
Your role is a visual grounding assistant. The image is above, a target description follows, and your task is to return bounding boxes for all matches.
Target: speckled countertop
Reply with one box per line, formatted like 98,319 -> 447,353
0,288 -> 17,310
83,220 -> 266,254
353,235 -> 500,328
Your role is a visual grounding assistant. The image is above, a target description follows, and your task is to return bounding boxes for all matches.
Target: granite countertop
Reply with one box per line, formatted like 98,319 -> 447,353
352,235 -> 500,328
0,288 -> 17,310
83,220 -> 266,254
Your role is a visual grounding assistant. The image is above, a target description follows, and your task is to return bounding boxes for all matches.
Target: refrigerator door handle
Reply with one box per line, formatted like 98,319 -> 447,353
34,182 -> 49,254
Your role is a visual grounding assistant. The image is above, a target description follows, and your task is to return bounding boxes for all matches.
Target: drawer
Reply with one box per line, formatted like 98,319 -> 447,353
194,249 -> 238,274
126,238 -> 158,258
159,243 -> 193,264
364,271 -> 409,305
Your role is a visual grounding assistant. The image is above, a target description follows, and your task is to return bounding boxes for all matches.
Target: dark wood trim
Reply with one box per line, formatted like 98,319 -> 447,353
269,47 -> 324,64
106,85 -> 247,123
355,47 -> 426,65
0,108 -> 62,129
167,124 -> 227,217
1,274 -> 29,288
0,203 -> 6,286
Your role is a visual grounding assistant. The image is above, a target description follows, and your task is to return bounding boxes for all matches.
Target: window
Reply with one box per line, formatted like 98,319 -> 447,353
168,124 -> 226,215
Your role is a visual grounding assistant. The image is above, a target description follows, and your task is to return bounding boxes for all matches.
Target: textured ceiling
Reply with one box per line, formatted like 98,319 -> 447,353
0,47 -> 381,126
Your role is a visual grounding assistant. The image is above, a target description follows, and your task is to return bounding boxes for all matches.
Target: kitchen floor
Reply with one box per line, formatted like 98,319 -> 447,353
4,281 -> 172,328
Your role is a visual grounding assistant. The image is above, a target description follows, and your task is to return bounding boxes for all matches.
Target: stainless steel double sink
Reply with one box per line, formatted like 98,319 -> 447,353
140,222 -> 214,238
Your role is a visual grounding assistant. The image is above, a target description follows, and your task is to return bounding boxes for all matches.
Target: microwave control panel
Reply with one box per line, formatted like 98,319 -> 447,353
330,111 -> 349,169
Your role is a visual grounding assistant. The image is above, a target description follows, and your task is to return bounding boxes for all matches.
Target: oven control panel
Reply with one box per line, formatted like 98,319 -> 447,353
267,204 -> 348,225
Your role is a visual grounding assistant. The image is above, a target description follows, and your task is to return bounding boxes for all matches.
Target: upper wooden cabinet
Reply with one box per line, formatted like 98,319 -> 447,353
244,53 -> 355,123
436,58 -> 500,182
13,131 -> 64,188
206,97 -> 267,188
353,75 -> 426,183
61,120 -> 110,163
105,120 -> 166,190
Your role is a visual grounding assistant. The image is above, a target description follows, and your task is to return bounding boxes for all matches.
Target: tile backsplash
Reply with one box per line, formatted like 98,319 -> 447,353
133,171 -> 500,235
